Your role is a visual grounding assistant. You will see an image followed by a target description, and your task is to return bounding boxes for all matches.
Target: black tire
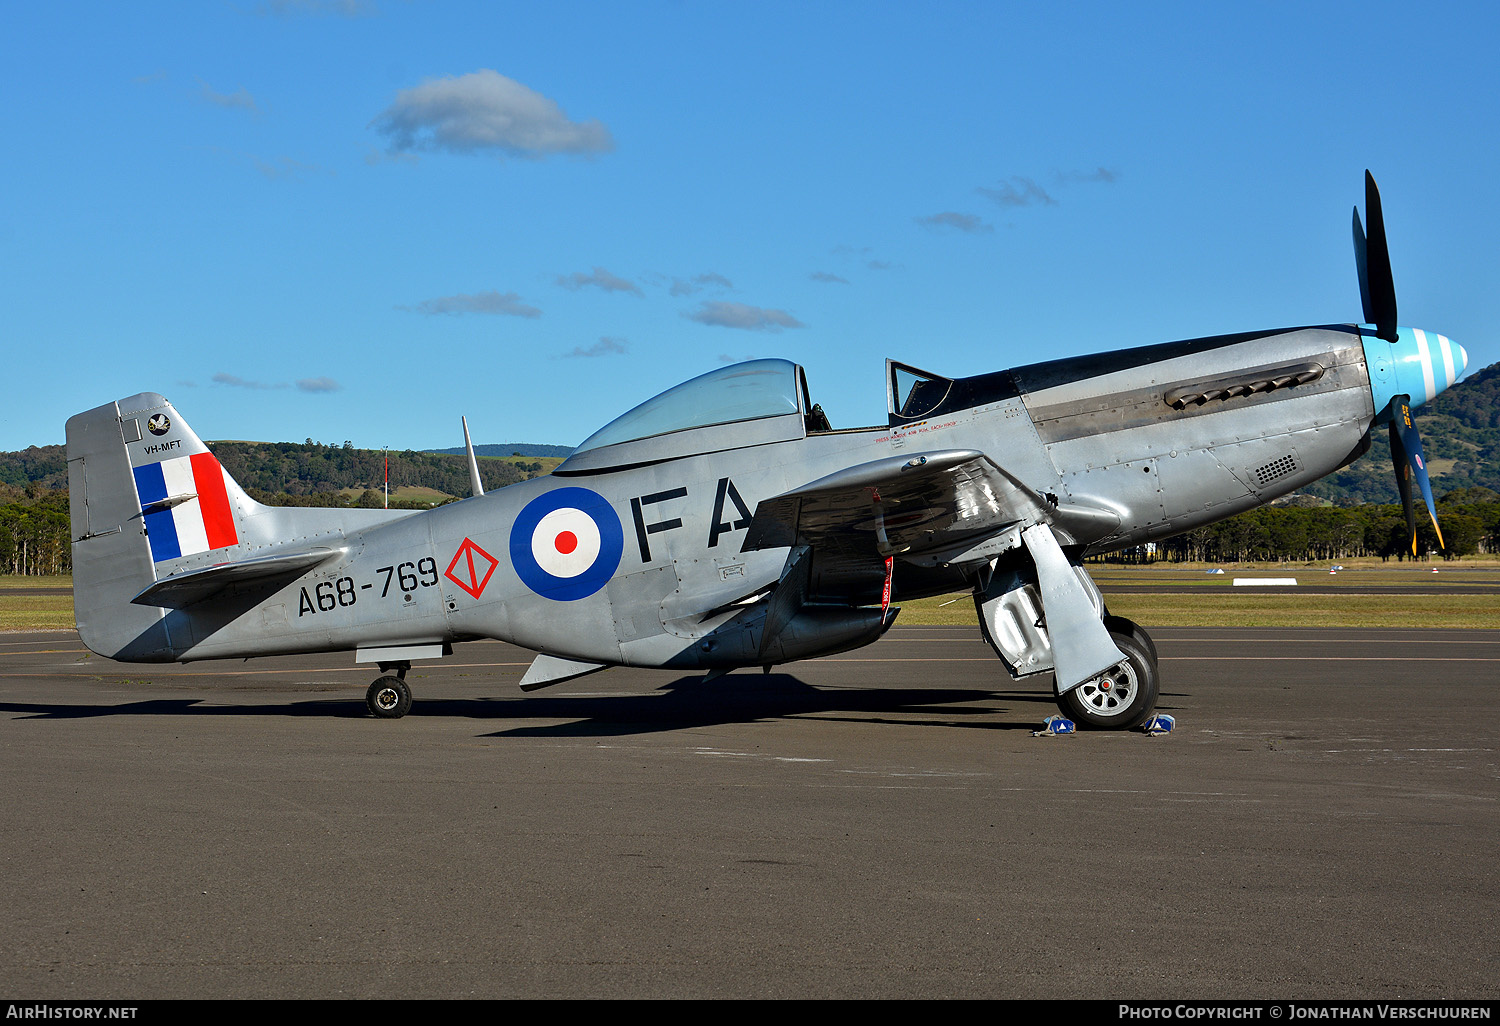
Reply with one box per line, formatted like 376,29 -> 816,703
1104,614 -> 1158,665
366,676 -> 412,719
1056,629 -> 1159,730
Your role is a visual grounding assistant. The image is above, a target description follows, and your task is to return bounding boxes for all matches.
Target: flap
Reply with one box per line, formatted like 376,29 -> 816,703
742,449 -> 1052,561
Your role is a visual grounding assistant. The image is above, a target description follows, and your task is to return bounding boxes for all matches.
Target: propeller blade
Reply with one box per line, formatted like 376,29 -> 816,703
1352,207 -> 1374,325
1386,395 -> 1444,555
1361,170 -> 1399,342
1387,413 -> 1417,552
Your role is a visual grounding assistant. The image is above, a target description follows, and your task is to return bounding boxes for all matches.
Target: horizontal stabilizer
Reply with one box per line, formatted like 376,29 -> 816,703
131,546 -> 345,608
141,492 -> 199,515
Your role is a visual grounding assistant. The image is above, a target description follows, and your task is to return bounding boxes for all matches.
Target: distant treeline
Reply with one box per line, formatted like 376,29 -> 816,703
0,440 -> 560,576
0,441 -> 555,499
5,437 -> 1500,576
428,442 -> 575,458
0,491 -> 69,576
1099,490 -> 1499,564
210,440 -> 549,497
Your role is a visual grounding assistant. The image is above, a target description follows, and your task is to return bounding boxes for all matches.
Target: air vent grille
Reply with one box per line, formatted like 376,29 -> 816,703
1255,455 -> 1299,486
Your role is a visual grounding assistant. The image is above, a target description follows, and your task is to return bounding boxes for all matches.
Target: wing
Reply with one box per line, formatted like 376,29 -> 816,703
741,449 -> 1059,601
741,448 -> 1126,690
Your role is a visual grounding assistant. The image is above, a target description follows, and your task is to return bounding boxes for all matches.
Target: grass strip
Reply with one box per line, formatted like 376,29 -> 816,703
0,594 -> 76,630
5,577 -> 1499,631
900,591 -> 1500,629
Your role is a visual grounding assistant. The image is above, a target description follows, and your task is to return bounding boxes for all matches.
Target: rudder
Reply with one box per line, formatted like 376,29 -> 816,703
67,393 -> 259,660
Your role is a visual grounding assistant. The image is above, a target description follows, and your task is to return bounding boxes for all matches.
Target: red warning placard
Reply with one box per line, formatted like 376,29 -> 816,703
445,538 -> 499,599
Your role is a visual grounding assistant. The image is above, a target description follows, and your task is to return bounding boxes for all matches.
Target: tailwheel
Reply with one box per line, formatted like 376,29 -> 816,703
366,675 -> 412,719
1056,627 -> 1159,730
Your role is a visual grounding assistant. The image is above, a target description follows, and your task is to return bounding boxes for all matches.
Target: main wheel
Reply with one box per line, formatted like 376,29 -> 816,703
1104,614 -> 1158,665
1056,629 -> 1159,730
366,676 -> 412,719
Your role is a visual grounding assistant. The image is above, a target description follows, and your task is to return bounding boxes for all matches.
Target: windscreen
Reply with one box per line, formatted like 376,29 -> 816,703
574,359 -> 801,453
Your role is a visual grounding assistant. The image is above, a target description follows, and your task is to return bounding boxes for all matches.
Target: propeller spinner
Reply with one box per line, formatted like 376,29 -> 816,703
1355,171 -> 1468,555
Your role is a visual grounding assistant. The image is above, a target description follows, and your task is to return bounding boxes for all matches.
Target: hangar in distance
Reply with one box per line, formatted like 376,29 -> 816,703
66,172 -> 1463,729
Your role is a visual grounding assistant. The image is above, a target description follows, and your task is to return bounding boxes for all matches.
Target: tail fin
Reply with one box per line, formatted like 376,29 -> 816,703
67,393 -> 266,660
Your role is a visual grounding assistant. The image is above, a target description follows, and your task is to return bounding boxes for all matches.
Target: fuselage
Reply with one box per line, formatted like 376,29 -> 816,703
154,321 -> 1462,672
76,322 -> 1470,672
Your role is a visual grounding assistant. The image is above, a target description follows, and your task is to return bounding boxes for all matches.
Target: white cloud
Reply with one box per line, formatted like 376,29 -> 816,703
561,337 -> 628,358
977,169 -> 1119,209
296,377 -> 341,393
977,177 -> 1056,207
686,302 -> 803,333
915,211 -> 993,234
213,373 -> 282,390
1053,167 -> 1120,185
670,272 -> 733,297
371,69 -> 613,158
257,0 -> 379,15
404,290 -> 542,317
555,267 -> 641,295
197,78 -> 260,114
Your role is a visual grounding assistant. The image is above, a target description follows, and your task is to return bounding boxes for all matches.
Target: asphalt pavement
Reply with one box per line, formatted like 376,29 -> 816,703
2,626 -> 1496,999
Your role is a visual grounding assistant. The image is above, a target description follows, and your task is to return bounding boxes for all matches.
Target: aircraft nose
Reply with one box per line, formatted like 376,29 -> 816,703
1362,327 -> 1463,416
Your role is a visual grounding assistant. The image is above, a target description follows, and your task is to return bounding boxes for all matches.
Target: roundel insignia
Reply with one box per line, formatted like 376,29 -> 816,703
509,487 -> 623,601
147,414 -> 171,436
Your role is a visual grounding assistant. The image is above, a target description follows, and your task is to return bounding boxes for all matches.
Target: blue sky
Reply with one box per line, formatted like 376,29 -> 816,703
3,1 -> 1496,453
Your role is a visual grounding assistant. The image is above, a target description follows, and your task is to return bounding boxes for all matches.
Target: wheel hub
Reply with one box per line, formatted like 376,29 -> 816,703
1075,660 -> 1138,716
375,688 -> 399,710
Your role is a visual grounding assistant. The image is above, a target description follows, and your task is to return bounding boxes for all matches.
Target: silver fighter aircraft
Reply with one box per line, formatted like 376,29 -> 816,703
66,173 -> 1464,729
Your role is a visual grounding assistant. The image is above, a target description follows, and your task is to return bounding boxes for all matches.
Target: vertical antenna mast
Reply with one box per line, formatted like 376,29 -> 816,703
462,416 -> 485,497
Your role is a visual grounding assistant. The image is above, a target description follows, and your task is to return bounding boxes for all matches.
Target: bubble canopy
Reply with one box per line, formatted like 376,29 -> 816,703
573,359 -> 802,455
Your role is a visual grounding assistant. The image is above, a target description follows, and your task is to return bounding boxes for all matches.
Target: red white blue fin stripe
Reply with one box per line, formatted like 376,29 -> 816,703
134,453 -> 239,562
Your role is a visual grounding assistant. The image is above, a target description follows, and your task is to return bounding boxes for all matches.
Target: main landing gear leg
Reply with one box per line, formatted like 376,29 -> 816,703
366,661 -> 413,719
1056,617 -> 1160,730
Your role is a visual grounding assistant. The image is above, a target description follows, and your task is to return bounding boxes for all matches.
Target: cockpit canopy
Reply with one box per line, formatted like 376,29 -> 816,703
885,358 -> 1020,426
576,359 -> 801,451
556,359 -> 815,474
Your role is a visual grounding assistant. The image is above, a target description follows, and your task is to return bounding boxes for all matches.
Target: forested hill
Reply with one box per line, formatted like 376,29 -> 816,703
0,440 -> 565,575
206,441 -> 555,499
0,440 -> 557,505
427,442 -> 574,458
1300,360 -> 1500,505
